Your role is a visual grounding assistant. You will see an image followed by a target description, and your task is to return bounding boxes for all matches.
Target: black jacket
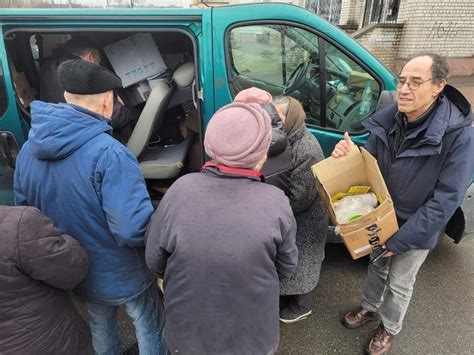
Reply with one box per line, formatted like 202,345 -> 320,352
261,103 -> 293,196
0,206 -> 91,355
363,86 -> 473,255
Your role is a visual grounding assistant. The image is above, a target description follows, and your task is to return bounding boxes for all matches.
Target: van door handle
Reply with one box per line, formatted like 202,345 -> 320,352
191,80 -> 203,109
0,132 -> 19,169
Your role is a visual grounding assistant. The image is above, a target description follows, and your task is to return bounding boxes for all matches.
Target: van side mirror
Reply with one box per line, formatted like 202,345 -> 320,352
0,131 -> 19,169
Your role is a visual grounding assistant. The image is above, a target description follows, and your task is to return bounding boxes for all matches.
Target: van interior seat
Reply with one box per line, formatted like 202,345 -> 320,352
127,61 -> 195,179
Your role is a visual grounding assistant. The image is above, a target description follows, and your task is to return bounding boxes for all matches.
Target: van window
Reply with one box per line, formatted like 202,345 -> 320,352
230,25 -> 312,87
324,42 -> 380,131
228,24 -> 380,132
0,64 -> 8,118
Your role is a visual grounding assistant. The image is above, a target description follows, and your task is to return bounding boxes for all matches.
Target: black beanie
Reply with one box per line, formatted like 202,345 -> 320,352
58,59 -> 122,95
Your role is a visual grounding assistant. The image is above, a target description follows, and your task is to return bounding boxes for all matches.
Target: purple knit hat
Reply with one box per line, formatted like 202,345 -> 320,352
234,87 -> 273,104
204,102 -> 272,168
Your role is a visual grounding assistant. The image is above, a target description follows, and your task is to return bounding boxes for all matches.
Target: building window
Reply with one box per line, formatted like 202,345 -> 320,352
309,0 -> 342,25
363,0 -> 400,26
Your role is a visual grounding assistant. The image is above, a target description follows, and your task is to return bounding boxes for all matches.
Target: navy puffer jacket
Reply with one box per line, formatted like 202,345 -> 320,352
363,87 -> 473,255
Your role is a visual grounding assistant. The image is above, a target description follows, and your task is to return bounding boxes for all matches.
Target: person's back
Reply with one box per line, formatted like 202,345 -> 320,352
0,206 -> 90,355
146,102 -> 298,354
147,171 -> 295,354
39,55 -> 68,103
14,100 -> 153,301
14,60 -> 165,354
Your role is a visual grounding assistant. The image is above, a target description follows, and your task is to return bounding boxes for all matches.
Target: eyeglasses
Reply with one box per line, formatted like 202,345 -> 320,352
397,77 -> 433,91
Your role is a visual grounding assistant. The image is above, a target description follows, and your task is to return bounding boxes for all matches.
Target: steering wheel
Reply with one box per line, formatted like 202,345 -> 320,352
283,60 -> 313,95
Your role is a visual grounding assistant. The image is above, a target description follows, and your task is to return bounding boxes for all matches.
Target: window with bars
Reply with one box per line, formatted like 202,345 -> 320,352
363,0 -> 400,26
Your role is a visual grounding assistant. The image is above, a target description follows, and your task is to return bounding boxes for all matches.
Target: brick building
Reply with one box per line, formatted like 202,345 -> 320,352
339,0 -> 474,76
191,0 -> 473,77
190,0 -> 306,7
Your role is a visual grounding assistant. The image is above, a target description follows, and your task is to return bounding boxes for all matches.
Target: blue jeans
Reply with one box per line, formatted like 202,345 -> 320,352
86,285 -> 166,355
361,248 -> 429,334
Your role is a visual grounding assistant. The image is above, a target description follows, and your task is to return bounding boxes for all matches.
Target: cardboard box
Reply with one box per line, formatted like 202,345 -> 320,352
13,72 -> 34,107
126,81 -> 151,106
104,33 -> 167,88
185,110 -> 200,134
347,70 -> 377,89
188,138 -> 203,171
147,76 -> 169,91
312,147 -> 399,259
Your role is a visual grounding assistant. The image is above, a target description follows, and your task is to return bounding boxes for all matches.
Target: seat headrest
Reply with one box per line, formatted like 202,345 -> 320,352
173,62 -> 194,88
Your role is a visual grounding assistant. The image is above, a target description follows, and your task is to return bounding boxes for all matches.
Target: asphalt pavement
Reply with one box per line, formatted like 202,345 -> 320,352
75,232 -> 473,355
277,233 -> 474,354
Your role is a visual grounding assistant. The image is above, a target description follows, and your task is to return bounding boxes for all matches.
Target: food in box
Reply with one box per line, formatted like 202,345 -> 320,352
312,147 -> 399,259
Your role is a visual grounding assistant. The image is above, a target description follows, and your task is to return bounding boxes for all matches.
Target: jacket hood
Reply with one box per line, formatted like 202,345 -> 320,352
28,101 -> 112,160
364,85 -> 473,147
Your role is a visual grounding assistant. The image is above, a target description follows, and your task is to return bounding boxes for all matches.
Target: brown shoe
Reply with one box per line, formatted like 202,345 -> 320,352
342,306 -> 379,329
366,326 -> 395,354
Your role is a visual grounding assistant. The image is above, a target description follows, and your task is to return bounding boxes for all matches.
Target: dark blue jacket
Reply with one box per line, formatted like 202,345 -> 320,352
14,101 -> 154,302
363,89 -> 473,255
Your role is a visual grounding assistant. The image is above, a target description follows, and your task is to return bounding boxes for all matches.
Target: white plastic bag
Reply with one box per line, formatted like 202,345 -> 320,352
334,193 -> 378,223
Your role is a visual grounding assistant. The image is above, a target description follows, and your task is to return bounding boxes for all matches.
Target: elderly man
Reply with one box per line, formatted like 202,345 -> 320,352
145,101 -> 298,354
333,53 -> 473,354
14,60 -> 165,355
39,38 -> 138,144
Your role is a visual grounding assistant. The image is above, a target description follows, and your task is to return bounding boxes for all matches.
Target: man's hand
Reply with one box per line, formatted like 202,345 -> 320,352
381,245 -> 393,257
331,132 -> 355,158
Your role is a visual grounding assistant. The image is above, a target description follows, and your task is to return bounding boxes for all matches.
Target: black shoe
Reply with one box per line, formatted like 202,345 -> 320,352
123,342 -> 139,355
279,307 -> 312,323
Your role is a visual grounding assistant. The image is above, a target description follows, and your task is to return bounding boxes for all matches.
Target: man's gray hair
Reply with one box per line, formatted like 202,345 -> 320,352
408,53 -> 450,83
64,38 -> 100,60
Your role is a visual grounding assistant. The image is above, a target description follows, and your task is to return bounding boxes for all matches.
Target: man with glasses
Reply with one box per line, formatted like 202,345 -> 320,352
332,53 -> 473,354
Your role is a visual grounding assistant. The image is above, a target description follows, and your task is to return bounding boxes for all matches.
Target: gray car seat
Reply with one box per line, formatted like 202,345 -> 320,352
127,62 -> 195,179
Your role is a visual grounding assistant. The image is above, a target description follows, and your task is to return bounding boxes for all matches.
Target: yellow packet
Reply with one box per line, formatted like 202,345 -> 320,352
331,185 -> 372,203
375,193 -> 384,205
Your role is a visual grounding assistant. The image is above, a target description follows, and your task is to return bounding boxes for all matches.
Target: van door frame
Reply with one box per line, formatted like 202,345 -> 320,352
2,15 -> 211,152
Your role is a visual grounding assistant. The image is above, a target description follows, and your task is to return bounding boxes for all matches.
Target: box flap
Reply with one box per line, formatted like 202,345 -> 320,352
311,146 -> 367,196
314,177 -> 339,225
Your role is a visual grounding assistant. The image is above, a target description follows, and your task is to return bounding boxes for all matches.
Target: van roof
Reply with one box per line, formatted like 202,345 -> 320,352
0,2 -> 304,18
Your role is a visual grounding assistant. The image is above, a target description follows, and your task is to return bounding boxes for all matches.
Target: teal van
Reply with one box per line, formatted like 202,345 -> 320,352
0,3 -> 471,236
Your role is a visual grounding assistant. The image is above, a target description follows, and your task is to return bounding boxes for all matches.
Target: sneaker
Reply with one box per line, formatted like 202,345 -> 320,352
279,308 -> 312,323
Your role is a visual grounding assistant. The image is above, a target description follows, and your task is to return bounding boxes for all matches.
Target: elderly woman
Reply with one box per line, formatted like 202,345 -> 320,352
273,96 -> 328,323
145,101 -> 298,354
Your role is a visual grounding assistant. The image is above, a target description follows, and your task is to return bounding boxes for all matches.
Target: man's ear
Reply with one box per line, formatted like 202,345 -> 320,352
82,51 -> 100,65
433,79 -> 446,97
105,91 -> 114,108
82,52 -> 93,63
102,91 -> 114,119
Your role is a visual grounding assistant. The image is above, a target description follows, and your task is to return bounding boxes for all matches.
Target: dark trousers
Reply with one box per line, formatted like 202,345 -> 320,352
280,287 -> 317,314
